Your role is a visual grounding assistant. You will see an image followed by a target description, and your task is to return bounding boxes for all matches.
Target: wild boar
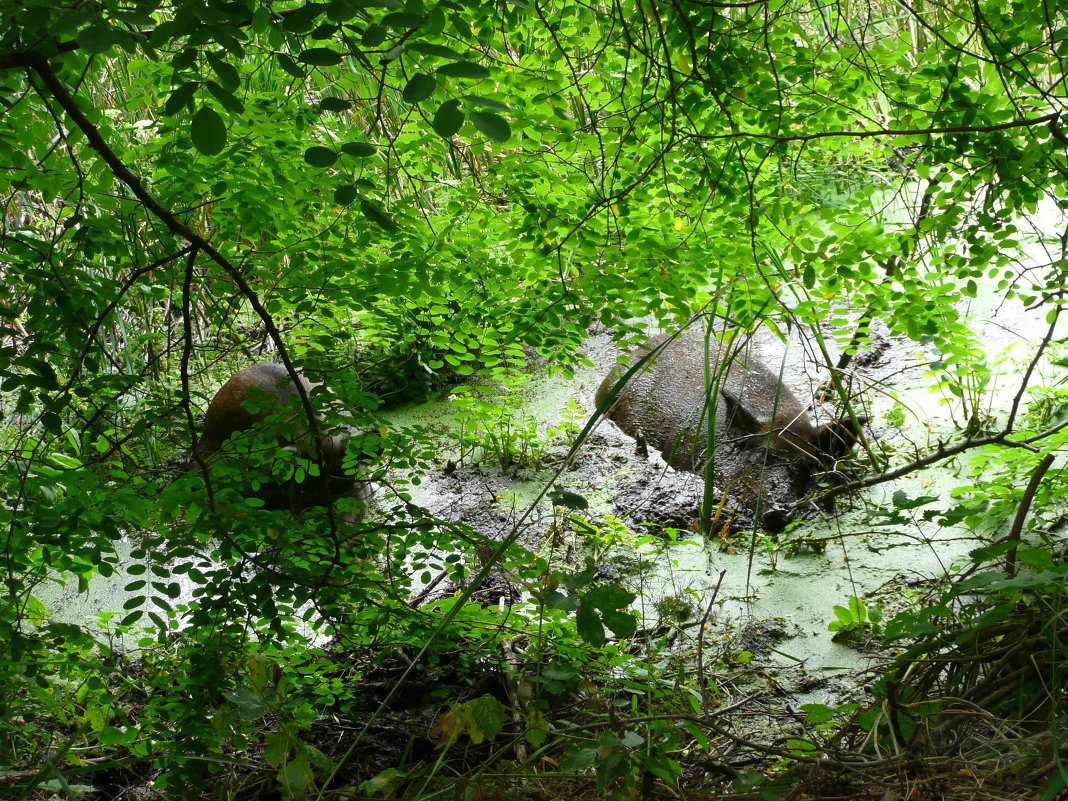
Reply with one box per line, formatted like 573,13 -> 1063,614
595,326 -> 860,528
197,363 -> 375,521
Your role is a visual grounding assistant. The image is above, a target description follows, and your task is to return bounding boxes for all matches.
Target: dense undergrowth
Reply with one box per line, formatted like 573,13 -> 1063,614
3,0 -> 1068,797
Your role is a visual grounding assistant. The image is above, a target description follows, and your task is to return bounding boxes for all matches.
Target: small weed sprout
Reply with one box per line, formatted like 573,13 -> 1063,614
570,515 -> 640,561
546,399 -> 586,449
828,596 -> 883,641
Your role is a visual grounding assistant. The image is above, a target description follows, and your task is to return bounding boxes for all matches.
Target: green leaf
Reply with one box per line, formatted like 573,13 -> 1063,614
542,589 -> 577,611
408,43 -> 464,60
76,24 -> 117,54
561,745 -> 598,773
319,97 -> 351,112
312,22 -> 340,39
601,608 -> 637,638
190,107 -> 227,156
276,53 -> 306,79
97,726 -> 134,746
891,490 -> 940,510
468,695 -> 508,741
586,583 -> 636,611
341,141 -> 376,157
304,146 -> 338,167
549,488 -> 588,510
163,82 -> 199,115
299,47 -> 344,66
362,23 -> 387,47
223,686 -> 270,720
119,610 -> 144,626
403,73 -> 436,104
327,0 -> 361,22
205,82 -> 244,114
48,10 -> 95,36
172,48 -> 198,71
435,61 -> 490,80
282,4 -> 324,32
205,52 -> 241,90
359,769 -> 404,796
334,185 -> 358,205
576,603 -> 605,647
470,110 -> 510,143
432,99 -> 464,138
360,198 -> 397,231
462,94 -> 510,112
382,12 -> 427,28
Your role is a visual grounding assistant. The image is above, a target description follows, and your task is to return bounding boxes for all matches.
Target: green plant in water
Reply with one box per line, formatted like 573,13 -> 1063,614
569,515 -> 640,562
546,398 -> 586,450
450,372 -> 550,472
828,596 -> 883,641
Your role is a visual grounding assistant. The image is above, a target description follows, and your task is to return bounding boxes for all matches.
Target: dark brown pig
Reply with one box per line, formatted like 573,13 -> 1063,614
197,363 -> 375,521
595,326 -> 860,529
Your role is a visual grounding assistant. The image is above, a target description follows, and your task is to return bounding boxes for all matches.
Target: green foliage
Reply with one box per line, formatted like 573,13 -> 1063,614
561,725 -> 683,796
542,563 -> 639,648
432,694 -> 509,746
865,543 -> 1068,753
450,372 -> 554,471
827,596 -> 883,641
944,388 -> 1068,536
3,0 -> 1068,794
569,514 -> 640,562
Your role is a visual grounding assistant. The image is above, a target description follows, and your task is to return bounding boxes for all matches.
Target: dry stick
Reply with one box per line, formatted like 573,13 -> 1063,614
1004,452 -> 1056,579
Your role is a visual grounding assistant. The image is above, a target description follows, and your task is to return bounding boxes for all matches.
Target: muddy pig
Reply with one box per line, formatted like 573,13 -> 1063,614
595,326 -> 860,529
198,363 -> 375,521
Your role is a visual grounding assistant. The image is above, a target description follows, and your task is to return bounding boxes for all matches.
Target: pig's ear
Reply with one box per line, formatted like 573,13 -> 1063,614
815,415 -> 866,459
719,386 -> 768,432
